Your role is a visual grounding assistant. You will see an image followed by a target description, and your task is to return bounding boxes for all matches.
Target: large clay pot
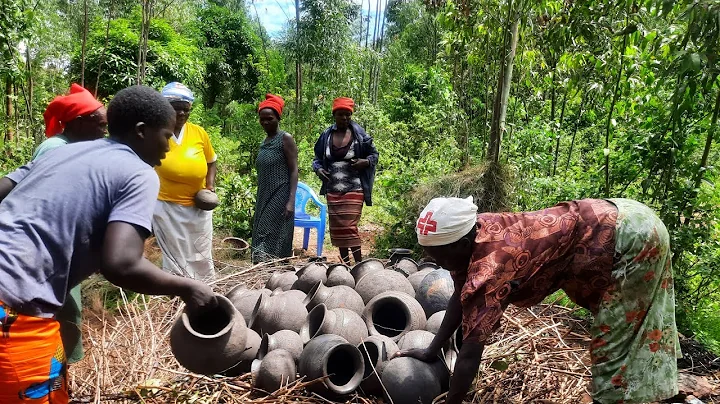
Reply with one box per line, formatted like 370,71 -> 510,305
249,293 -> 308,335
271,288 -> 306,303
381,357 -> 442,404
265,271 -> 298,291
326,264 -> 355,288
170,295 -> 248,375
350,258 -> 385,283
304,282 -> 365,315
363,291 -> 426,342
355,269 -> 415,304
222,328 -> 262,376
426,310 -> 445,334
407,268 -> 434,294
388,248 -> 413,265
292,262 -> 328,293
226,286 -> 271,325
397,330 -> 436,351
298,334 -> 365,398
251,349 -> 297,393
258,330 -> 304,363
416,269 -> 454,317
392,258 -> 418,277
300,304 -> 369,345
358,335 -> 399,396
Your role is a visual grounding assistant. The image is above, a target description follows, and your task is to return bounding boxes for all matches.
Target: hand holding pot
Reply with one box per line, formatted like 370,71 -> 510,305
181,280 -> 218,315
392,347 -> 438,363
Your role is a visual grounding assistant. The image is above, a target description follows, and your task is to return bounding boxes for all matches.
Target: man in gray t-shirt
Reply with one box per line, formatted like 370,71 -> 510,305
0,86 -> 216,403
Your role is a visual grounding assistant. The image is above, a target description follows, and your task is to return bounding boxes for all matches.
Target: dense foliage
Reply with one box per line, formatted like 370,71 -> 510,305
0,0 -> 718,351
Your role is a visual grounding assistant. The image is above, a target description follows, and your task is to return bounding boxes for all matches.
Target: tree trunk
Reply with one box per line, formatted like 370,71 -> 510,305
487,2 -> 520,163
372,0 -> 387,103
5,78 -> 14,142
81,0 -> 88,87
95,0 -> 114,97
684,88 -> 720,219
295,0 -> 301,117
604,17 -> 630,197
565,90 -> 587,172
551,86 -> 570,176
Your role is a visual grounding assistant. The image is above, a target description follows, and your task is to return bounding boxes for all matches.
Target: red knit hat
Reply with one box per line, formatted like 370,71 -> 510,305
258,94 -> 285,116
332,97 -> 354,113
43,84 -> 103,137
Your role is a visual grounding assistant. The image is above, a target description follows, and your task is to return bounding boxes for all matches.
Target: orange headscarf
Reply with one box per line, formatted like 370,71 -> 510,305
258,94 -> 285,117
43,84 -> 103,137
332,97 -> 354,113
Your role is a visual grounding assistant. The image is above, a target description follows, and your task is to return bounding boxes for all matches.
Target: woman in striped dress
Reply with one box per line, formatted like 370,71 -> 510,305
312,97 -> 379,264
251,94 -> 298,263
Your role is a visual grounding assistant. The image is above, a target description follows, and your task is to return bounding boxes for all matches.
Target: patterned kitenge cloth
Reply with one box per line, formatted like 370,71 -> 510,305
251,132 -> 294,263
0,301 -> 68,403
325,135 -> 364,248
453,198 -> 679,403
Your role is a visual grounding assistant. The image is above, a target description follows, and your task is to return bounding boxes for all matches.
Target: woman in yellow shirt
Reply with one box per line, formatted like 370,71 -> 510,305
152,82 -> 217,281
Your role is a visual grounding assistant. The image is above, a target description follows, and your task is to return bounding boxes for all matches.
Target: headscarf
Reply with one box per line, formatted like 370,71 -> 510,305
43,84 -> 103,137
416,196 -> 478,246
161,82 -> 194,104
332,97 -> 354,113
258,94 -> 285,116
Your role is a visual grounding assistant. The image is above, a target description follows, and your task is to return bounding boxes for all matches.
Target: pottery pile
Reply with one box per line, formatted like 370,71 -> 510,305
170,254 -> 459,404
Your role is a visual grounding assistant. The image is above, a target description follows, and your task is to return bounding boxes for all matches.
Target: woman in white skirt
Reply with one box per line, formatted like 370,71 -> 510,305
152,82 -> 217,282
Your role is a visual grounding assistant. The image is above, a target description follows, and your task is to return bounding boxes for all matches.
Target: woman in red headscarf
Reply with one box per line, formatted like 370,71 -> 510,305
312,97 -> 378,265
251,94 -> 298,263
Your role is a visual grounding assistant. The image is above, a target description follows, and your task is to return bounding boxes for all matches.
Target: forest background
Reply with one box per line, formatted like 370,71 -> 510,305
0,0 -> 718,354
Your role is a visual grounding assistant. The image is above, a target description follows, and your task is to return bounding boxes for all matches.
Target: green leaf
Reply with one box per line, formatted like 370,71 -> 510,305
490,360 -> 509,371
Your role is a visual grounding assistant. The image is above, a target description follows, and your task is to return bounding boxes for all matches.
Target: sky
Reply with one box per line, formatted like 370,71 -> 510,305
249,0 -> 386,39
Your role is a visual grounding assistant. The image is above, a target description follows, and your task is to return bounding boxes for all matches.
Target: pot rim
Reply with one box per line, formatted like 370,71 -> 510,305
180,295 -> 237,339
366,293 -> 414,341
320,342 -> 364,394
302,280 -> 325,308
300,304 -> 329,343
248,293 -> 268,330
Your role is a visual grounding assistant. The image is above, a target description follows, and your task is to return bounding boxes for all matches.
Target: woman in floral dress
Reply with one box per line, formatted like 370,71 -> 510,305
398,197 -> 680,404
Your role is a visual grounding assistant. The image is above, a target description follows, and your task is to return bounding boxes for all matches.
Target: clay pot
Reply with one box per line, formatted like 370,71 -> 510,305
416,269 -> 454,317
326,264 -> 355,288
300,304 -> 369,345
298,334 -> 365,397
388,248 -> 413,265
426,310 -> 445,334
222,328 -> 262,376
392,258 -> 418,277
292,262 -> 328,293
170,295 -> 247,375
357,335 -> 399,396
251,349 -> 297,393
355,269 -> 415,304
249,293 -> 308,335
363,291 -> 426,342
271,288 -> 306,303
408,268 -> 434,294
397,330 -> 436,351
304,282 -> 365,315
417,261 -> 440,270
259,329 -> 304,363
226,286 -> 271,325
350,258 -> 385,283
265,271 -> 298,291
194,189 -> 220,211
381,357 -> 442,404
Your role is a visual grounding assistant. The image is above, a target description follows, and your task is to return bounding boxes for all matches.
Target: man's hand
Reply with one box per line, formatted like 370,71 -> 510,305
180,279 -> 219,315
316,168 -> 331,182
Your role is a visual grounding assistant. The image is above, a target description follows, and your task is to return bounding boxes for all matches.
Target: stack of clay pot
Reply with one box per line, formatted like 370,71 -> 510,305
169,255 -> 459,404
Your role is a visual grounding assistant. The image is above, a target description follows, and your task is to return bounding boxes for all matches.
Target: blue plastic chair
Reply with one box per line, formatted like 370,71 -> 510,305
294,182 -> 327,257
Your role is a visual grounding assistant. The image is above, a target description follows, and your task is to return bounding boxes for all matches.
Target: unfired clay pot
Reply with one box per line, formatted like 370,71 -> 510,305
326,264 -> 355,288
355,269 -> 415,304
357,335 -> 399,396
249,293 -> 308,335
408,268 -> 434,294
416,269 -> 454,317
251,349 -> 296,393
298,334 -> 365,398
292,262 -> 328,293
222,328 -> 262,376
363,291 -> 426,342
304,282 -> 365,315
350,258 -> 385,283
392,258 -> 418,277
170,295 -> 247,375
271,288 -> 306,303
258,330 -> 304,363
426,310 -> 445,334
397,329 -> 436,351
265,271 -> 298,291
226,286 -> 271,325
381,357 -> 442,404
300,304 -> 369,345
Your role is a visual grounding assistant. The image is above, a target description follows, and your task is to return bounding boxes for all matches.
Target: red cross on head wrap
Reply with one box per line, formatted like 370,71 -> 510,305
416,197 -> 478,246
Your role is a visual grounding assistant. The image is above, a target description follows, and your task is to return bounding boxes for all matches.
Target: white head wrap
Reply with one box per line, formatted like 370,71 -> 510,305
416,196 -> 478,247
